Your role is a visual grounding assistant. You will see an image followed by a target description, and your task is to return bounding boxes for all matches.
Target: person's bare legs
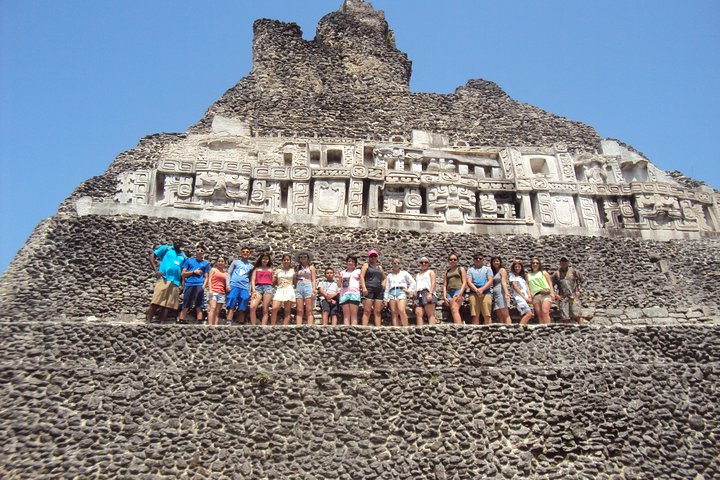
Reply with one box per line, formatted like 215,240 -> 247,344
495,307 -> 511,325
373,301 -> 383,327
361,299 -> 372,326
271,301 -> 281,326
305,298 -> 315,326
397,299 -> 409,327
249,294 -> 261,325
261,294 -> 272,326
426,304 -> 437,325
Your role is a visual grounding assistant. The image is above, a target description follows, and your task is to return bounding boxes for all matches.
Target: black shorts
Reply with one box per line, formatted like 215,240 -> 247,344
182,285 -> 205,309
364,287 -> 384,301
320,299 -> 339,315
415,289 -> 436,307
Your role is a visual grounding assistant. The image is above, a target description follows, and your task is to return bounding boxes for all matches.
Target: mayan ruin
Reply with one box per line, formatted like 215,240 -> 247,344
1,1 -> 718,478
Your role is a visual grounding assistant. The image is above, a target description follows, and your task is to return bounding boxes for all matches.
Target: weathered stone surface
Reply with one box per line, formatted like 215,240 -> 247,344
0,322 -> 718,479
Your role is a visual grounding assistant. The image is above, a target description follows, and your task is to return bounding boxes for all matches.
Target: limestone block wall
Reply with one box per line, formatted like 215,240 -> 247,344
1,214 -> 718,324
1,322 -> 718,478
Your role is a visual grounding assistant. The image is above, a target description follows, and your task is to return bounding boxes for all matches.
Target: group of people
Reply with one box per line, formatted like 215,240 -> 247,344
146,240 -> 585,327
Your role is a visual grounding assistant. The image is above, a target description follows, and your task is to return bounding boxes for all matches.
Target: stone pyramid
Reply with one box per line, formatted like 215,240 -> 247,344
1,2 -> 719,478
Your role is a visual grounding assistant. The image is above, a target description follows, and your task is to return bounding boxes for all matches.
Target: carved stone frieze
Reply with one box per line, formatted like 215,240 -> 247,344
579,197 -> 601,228
427,184 -> 476,224
157,175 -> 194,206
158,158 -> 194,174
537,192 -> 555,225
313,181 -> 346,216
498,148 -> 517,179
347,179 -> 364,218
385,172 -> 421,185
291,182 -> 310,214
115,170 -> 152,205
557,153 -> 576,182
104,129 -> 717,237
249,180 -> 282,214
253,166 -> 290,180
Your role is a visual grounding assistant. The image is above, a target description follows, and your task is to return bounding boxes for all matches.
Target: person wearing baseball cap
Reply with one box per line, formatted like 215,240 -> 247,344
551,256 -> 585,325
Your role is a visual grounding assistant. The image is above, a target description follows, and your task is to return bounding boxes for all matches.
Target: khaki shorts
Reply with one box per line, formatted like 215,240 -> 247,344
469,292 -> 492,317
151,279 -> 180,310
559,297 -> 583,320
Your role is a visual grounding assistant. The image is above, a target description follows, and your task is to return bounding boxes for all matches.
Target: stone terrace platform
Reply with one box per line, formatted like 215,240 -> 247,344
1,321 -> 718,479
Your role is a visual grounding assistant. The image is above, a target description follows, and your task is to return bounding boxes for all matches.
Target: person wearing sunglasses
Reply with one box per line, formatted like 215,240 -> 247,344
443,253 -> 467,325
414,256 -> 437,326
526,257 -> 556,324
466,253 -> 493,325
384,258 -> 416,327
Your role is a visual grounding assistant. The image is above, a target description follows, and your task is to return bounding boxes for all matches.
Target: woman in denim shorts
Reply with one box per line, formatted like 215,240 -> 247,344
295,252 -> 317,325
384,258 -> 416,327
250,253 -> 274,326
414,256 -> 437,326
207,257 -> 228,326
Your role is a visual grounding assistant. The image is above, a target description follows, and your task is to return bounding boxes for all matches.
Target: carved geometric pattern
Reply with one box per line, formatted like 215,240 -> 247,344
347,180 -> 364,217
115,170 -> 151,204
579,197 -> 601,228
499,149 -> 516,179
249,180 -> 282,214
158,158 -> 194,174
291,182 -> 310,215
537,192 -> 555,225
157,175 -> 193,206
557,153 -> 576,182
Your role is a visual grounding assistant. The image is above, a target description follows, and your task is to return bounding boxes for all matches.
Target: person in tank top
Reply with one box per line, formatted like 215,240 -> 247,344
443,253 -> 467,325
414,256 -> 438,326
250,253 -> 274,326
295,252 -> 317,326
509,260 -> 534,325
272,254 -> 296,326
490,256 -> 512,325
207,256 -> 228,326
360,249 -> 386,327
526,257 -> 556,325
338,255 -> 362,326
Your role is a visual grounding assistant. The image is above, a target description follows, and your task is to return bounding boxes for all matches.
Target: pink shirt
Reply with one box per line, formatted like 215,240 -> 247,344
210,270 -> 227,294
255,269 -> 273,286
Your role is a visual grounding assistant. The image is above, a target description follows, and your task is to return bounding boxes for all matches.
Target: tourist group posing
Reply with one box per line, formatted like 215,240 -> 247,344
146,240 -> 585,327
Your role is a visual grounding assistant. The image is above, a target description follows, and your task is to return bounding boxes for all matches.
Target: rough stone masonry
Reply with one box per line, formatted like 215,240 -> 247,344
0,0 -> 718,478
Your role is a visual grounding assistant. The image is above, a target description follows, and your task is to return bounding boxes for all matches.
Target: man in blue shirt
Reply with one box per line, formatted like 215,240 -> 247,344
466,252 -> 494,325
146,238 -> 187,324
178,245 -> 211,324
226,246 -> 253,324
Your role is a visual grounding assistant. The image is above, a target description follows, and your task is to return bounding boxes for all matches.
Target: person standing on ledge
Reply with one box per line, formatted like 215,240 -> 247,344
178,244 -> 210,324
414,256 -> 437,326
384,257 -> 416,327
466,253 -> 494,325
338,255 -> 362,326
551,256 -> 585,325
526,257 -> 556,325
360,249 -> 386,327
146,238 -> 187,324
443,253 -> 467,325
207,257 -> 228,326
226,246 -> 254,325
295,252 -> 317,326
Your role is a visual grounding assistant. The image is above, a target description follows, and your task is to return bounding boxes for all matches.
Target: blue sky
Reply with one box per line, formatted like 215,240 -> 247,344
1,0 -> 718,274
